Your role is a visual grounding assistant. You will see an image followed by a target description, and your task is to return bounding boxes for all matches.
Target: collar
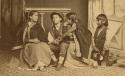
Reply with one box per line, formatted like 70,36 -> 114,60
55,23 -> 61,30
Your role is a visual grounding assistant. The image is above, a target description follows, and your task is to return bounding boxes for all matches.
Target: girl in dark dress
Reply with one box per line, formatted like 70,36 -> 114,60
91,14 -> 109,67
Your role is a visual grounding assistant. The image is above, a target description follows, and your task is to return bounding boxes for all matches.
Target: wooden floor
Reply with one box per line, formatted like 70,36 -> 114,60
0,49 -> 125,76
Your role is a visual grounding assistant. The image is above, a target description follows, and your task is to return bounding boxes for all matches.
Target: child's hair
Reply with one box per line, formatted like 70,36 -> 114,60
29,10 -> 38,17
66,12 -> 79,23
96,14 -> 108,27
50,12 -> 64,22
28,10 -> 38,21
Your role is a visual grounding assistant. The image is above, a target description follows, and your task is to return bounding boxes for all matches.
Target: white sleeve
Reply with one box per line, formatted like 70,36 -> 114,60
48,32 -> 54,43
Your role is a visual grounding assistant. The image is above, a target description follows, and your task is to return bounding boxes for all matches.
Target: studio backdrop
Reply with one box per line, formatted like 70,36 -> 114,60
0,0 -> 25,46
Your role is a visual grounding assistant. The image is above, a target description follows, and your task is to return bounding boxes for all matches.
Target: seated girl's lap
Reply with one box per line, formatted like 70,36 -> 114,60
26,42 -> 49,49
24,42 -> 51,56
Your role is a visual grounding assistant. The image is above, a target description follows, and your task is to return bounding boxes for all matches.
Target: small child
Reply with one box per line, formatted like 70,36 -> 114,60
55,12 -> 82,71
91,14 -> 109,67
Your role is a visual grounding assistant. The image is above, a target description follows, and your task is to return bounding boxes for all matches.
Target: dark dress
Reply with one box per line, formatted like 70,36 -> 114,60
94,27 -> 107,51
91,26 -> 108,65
75,22 -> 92,59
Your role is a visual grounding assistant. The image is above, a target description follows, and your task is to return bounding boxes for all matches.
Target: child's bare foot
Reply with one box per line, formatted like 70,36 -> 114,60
26,64 -> 39,71
92,61 -> 98,68
39,66 -> 47,71
81,58 -> 90,64
18,67 -> 24,70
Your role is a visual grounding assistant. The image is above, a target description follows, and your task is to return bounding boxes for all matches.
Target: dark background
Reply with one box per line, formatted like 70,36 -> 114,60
0,0 -> 88,48
25,0 -> 88,27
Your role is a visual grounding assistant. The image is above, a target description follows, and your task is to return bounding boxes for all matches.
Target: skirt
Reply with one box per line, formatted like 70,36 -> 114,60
20,42 -> 52,67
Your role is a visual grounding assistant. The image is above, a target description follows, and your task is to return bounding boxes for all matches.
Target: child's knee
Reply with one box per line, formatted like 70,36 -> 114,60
60,42 -> 69,52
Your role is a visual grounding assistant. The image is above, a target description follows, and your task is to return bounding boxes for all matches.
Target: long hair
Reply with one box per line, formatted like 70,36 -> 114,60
66,12 -> 79,23
96,14 -> 108,27
27,10 -> 38,22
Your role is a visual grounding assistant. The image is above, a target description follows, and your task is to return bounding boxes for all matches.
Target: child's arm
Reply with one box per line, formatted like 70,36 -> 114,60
103,28 -> 110,51
28,38 -> 40,43
92,35 -> 99,52
63,23 -> 76,37
48,32 -> 54,44
103,37 -> 110,51
48,32 -> 61,45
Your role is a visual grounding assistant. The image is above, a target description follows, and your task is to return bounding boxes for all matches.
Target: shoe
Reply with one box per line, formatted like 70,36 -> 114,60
51,61 -> 58,67
55,63 -> 63,71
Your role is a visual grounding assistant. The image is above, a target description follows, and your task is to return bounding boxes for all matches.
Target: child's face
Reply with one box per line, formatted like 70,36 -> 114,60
96,19 -> 105,27
52,15 -> 62,24
30,12 -> 38,22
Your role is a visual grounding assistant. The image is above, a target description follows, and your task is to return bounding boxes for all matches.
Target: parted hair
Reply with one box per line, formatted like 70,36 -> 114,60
96,14 -> 108,27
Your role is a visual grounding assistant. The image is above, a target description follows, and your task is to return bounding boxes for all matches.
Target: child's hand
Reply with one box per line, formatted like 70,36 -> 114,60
104,45 -> 109,51
12,45 -> 23,50
29,39 -> 40,43
52,39 -> 59,45
64,22 -> 68,26
57,36 -> 62,41
104,41 -> 110,50
93,46 -> 99,52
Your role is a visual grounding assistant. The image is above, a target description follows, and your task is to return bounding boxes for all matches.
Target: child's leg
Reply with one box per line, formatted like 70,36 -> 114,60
102,50 -> 109,66
48,45 -> 58,63
58,42 -> 69,64
56,42 -> 69,71
91,50 -> 99,67
49,44 -> 60,59
51,52 -> 58,62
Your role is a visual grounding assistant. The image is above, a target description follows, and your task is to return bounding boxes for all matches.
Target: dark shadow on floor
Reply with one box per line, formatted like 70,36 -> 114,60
0,46 -> 20,67
117,65 -> 125,68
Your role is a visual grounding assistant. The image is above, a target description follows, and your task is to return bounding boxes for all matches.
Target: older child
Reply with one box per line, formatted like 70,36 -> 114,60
13,11 -> 57,71
48,12 -> 80,71
48,12 -> 69,71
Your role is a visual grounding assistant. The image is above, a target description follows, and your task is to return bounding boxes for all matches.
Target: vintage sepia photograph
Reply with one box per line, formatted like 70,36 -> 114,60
0,0 -> 125,76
